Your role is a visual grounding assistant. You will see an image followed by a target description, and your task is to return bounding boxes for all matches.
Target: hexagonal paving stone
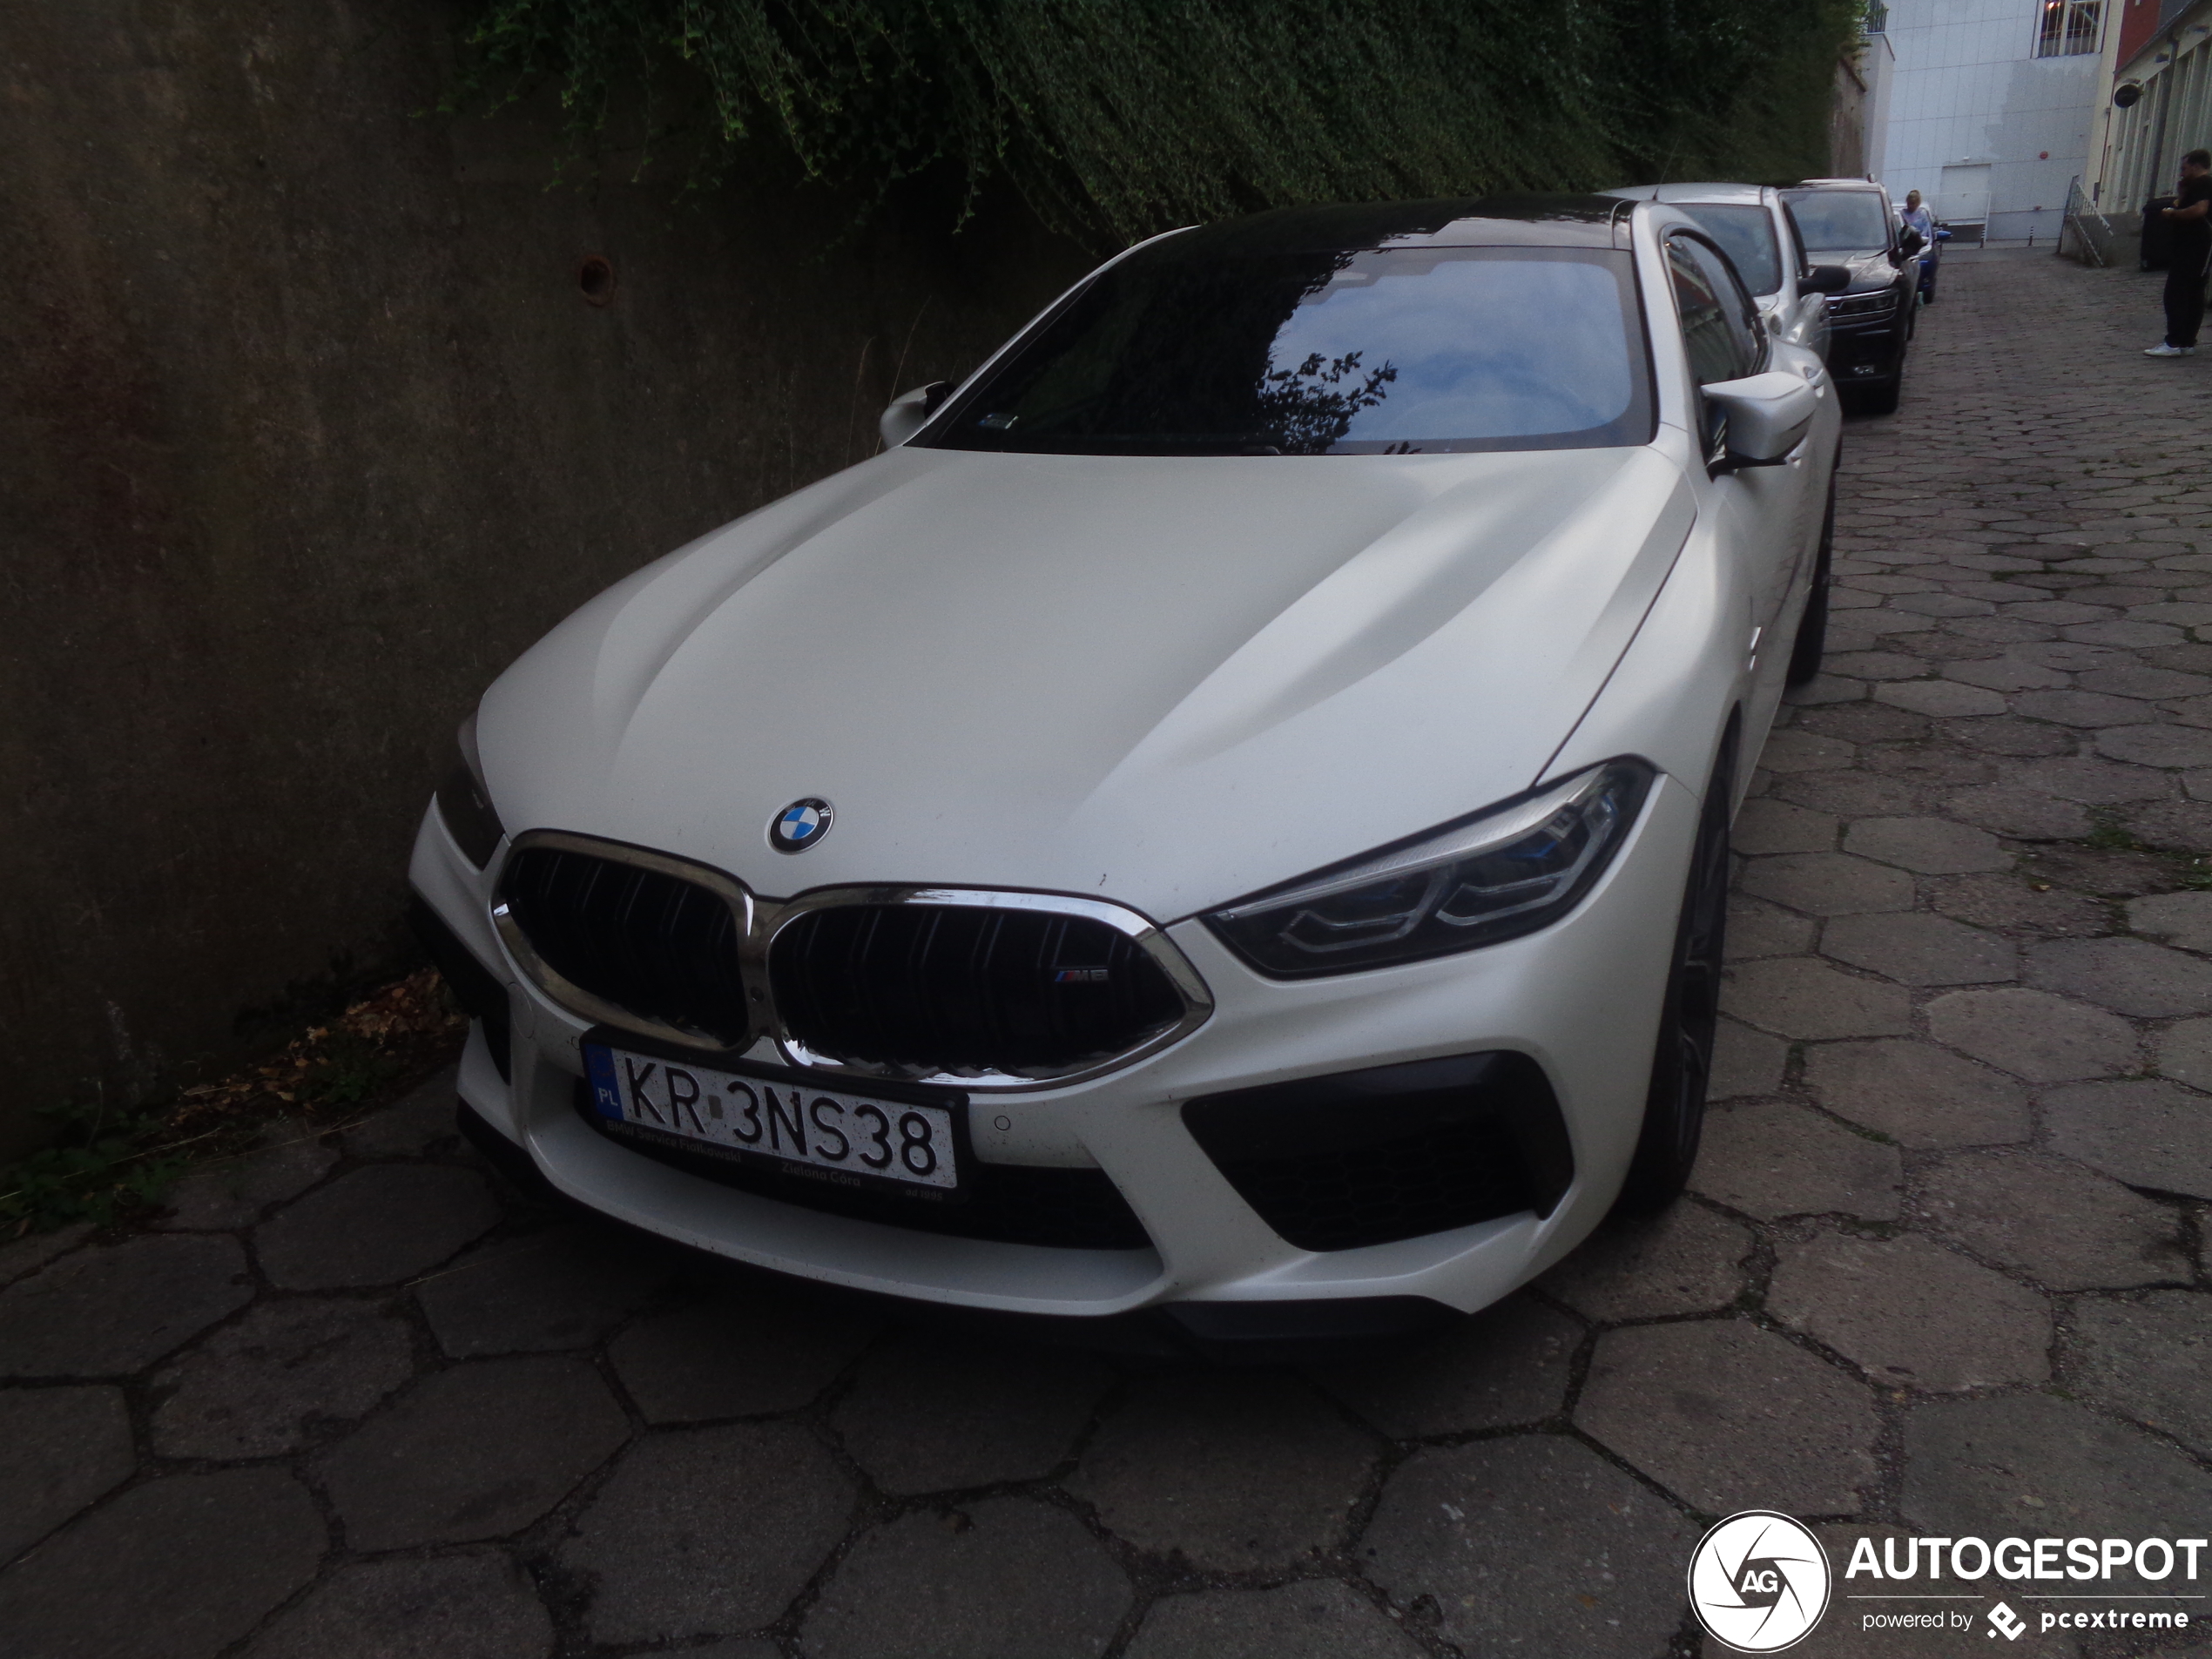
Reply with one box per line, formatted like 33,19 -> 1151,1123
316,1356 -> 629,1548
1771,768 -> 1926,818
1901,1393 -> 2212,1571
1800,1038 -> 2030,1148
1842,816 -> 2010,875
1722,959 -> 1912,1041
0,1233 -> 253,1379
1753,729 -> 1858,772
0,1468 -> 326,1659
2130,890 -> 2212,953
255,1165 -> 499,1291
1734,799 -> 1841,855
560,1422 -> 855,1643
2011,754 -> 2175,803
0,1224 -> 90,1291
1737,853 -> 1917,916
1535,1202 -> 1752,1322
339,1069 -> 465,1158
2024,935 -> 2212,1018
1576,1321 -> 1877,1514
1360,1435 -> 1695,1659
803,1498 -> 1130,1659
2159,1016 -> 2212,1089
1929,872 -> 2107,937
2124,797 -> 2212,851
2068,1291 -> 2212,1459
1818,912 -> 2016,986
1766,1231 -> 2050,1392
1913,1150 -> 2188,1291
1065,1372 -> 1377,1571
2013,688 -> 2153,726
155,1134 -> 337,1231
608,1278 -> 880,1422
2097,723 -> 2212,768
1925,988 -> 2137,1083
239,1553 -> 552,1659
1942,781 -> 2094,840
1689,1102 -> 1903,1221
1711,1017 -> 1788,1100
2041,1079 -> 2212,1199
1727,895 -> 1820,960
1874,679 -> 2007,718
0,1385 -> 135,1564
1305,1294 -> 1578,1437
415,1223 -> 678,1357
1123,1581 -> 1422,1659
830,1332 -> 1114,1494
150,1296 -> 416,1459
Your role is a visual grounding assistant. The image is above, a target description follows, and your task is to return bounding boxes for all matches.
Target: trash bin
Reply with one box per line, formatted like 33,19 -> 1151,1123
2142,197 -> 2175,271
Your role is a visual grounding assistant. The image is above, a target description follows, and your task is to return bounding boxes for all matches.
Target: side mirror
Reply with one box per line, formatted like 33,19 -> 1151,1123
1703,369 -> 1819,473
879,380 -> 954,448
1802,263 -> 1851,293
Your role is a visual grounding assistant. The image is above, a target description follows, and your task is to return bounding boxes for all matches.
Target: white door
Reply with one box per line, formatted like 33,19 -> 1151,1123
1938,163 -> 1991,226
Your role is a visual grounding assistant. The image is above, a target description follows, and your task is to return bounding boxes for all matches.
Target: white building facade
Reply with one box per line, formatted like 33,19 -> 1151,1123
1869,0 -> 2108,240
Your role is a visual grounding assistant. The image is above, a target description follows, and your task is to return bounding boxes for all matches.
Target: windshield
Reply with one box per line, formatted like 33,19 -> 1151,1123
927,243 -> 1654,456
1675,204 -> 1783,294
1784,190 -> 1892,253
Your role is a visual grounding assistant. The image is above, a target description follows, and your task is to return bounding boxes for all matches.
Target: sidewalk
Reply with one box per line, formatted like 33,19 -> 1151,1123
1,249 -> 2208,1659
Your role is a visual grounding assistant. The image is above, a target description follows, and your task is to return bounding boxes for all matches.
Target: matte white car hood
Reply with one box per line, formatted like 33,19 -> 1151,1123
480,444 -> 1694,920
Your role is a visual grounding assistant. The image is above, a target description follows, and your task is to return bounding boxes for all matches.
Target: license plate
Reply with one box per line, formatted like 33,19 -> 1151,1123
583,1043 -> 960,1191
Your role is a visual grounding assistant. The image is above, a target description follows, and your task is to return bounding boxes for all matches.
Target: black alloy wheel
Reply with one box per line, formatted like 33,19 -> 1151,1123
1613,726 -> 1736,1212
1784,475 -> 1838,686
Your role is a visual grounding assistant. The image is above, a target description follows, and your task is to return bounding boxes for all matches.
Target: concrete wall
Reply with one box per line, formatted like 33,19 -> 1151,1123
0,0 -> 1090,1150
1875,0 -> 2105,241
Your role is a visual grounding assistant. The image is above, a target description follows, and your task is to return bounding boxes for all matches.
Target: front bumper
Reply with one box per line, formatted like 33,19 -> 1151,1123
408,772 -> 1699,1322
1823,307 -> 1907,382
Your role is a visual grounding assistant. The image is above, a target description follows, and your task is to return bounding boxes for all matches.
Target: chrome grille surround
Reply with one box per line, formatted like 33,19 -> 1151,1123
491,831 -> 1213,1090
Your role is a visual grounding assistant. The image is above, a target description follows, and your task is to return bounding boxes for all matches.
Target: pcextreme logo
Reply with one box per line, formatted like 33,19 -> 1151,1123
1689,1512 -> 1832,1652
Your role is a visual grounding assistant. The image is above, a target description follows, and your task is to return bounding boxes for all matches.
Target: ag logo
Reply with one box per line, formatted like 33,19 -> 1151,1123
1688,1510 -> 1831,1653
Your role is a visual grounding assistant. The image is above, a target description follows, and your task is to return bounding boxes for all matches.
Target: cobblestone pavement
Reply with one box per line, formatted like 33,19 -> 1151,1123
6,251 -> 2212,1659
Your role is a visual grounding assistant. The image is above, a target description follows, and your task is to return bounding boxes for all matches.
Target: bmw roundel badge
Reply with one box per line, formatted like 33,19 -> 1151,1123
769,797 -> 833,853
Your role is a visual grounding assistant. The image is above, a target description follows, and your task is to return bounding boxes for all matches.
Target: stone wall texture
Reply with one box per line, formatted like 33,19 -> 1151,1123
0,0 -> 1088,1147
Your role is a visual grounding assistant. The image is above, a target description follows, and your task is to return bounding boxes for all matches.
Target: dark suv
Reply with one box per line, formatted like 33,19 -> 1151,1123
1783,179 -> 1919,414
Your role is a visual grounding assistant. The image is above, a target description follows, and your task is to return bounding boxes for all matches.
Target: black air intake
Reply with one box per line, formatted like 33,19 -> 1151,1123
1183,1052 -> 1572,1252
498,846 -> 749,1046
770,903 -> 1186,1078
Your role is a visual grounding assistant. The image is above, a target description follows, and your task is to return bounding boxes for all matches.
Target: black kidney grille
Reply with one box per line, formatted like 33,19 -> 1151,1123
770,904 -> 1187,1076
500,846 -> 749,1046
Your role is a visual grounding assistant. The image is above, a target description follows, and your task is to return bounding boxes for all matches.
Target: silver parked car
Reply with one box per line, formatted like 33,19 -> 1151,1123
1605,181 -> 1847,361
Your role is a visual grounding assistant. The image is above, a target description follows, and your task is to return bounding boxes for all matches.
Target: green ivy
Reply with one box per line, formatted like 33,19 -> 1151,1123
452,0 -> 1867,244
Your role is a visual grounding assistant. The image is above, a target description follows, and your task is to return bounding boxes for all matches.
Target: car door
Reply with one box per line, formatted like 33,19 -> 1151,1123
1664,232 -> 1817,725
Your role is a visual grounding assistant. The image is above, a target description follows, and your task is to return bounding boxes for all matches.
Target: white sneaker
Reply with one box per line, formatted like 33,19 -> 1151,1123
2145,343 -> 2189,356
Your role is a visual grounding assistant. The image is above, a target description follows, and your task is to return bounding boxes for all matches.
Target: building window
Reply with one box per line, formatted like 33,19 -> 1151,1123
1865,1 -> 1889,32
2034,0 -> 2102,56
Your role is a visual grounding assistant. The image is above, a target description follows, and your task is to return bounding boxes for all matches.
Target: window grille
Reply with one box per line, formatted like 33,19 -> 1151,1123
2034,0 -> 2102,56
1865,1 -> 1889,32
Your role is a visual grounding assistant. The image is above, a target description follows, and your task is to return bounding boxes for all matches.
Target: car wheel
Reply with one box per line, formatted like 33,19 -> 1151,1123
1784,480 -> 1836,687
1849,375 -> 1901,415
1613,726 -> 1735,1214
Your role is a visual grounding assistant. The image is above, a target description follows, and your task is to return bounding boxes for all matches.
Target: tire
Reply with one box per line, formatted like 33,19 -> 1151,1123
1849,374 -> 1901,415
1613,728 -> 1736,1214
1784,479 -> 1837,687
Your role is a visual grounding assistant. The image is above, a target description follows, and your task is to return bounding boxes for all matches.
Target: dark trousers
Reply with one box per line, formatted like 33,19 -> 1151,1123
2168,242 -> 2211,347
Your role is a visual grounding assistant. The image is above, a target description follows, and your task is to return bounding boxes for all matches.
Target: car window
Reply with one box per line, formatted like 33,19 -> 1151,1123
1673,204 -> 1783,295
927,244 -> 1656,455
1666,234 -> 1762,387
1782,189 -> 1892,253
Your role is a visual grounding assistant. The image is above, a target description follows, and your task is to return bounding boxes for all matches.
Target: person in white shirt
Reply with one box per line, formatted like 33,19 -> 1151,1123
1899,191 -> 1938,302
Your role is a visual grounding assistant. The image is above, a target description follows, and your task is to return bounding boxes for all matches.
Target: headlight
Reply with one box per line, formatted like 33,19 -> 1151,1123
1826,290 -> 1896,319
1204,760 -> 1655,977
435,712 -> 508,869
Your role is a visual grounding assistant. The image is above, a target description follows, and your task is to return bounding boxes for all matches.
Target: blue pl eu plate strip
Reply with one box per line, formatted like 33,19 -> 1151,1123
583,1045 -> 624,1121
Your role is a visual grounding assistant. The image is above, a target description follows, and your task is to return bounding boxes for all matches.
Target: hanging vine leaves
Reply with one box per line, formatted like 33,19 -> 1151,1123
453,0 -> 1867,245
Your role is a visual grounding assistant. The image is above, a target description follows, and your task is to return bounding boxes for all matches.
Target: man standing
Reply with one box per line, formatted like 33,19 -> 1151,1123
1899,190 -> 1938,303
2146,150 -> 2211,358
